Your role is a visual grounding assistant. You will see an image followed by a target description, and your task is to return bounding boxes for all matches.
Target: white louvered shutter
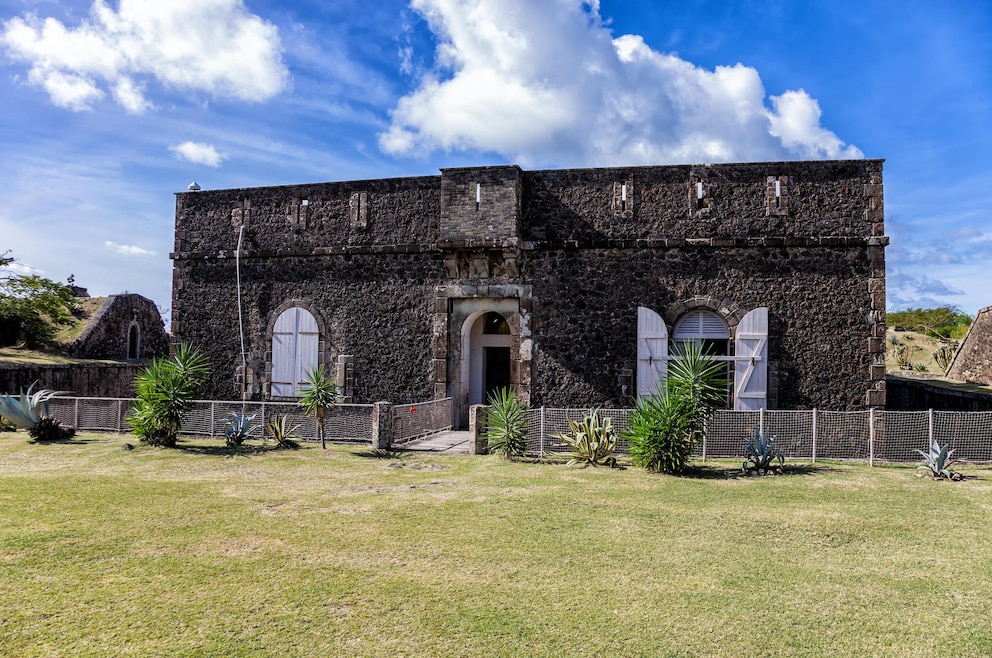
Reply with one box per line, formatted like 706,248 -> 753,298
271,308 -> 319,397
734,307 -> 768,411
637,306 -> 668,396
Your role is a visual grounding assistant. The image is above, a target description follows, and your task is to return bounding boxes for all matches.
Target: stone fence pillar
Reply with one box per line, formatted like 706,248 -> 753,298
372,401 -> 392,449
469,404 -> 487,455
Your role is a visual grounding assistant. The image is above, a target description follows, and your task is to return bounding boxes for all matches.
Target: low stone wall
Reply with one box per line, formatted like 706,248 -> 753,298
886,375 -> 992,412
0,363 -> 143,398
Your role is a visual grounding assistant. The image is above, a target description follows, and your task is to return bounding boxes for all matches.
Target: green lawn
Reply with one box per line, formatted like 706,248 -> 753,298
1,432 -> 991,657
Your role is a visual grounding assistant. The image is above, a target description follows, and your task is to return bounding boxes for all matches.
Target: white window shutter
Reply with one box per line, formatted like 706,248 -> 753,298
734,307 -> 768,411
637,306 -> 668,396
295,312 -> 319,392
271,307 -> 319,397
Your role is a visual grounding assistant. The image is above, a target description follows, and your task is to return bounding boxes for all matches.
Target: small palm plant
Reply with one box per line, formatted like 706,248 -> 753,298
485,387 -> 528,459
553,409 -> 617,468
916,439 -> 962,480
265,415 -> 301,450
742,429 -> 784,475
223,411 -> 256,447
297,365 -> 338,449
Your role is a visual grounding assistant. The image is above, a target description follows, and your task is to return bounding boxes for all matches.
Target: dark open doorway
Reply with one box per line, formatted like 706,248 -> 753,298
483,346 -> 511,403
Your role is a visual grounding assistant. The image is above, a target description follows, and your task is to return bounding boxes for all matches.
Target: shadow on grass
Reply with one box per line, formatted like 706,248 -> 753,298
673,462 -> 838,479
29,437 -> 101,445
354,448 -> 406,460
174,442 -> 281,457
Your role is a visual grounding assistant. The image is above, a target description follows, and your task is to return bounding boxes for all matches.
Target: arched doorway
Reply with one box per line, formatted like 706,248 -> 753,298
466,311 -> 512,407
127,322 -> 140,359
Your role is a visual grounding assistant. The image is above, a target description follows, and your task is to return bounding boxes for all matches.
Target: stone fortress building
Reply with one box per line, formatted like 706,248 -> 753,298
171,159 -> 887,427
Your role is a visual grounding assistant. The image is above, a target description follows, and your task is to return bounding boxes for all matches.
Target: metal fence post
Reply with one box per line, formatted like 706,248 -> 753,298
869,408 -> 875,467
74,398 -> 79,430
811,408 -> 817,464
117,399 -> 123,433
928,408 -> 934,447
759,407 -> 765,437
210,401 -> 216,438
540,406 -> 545,457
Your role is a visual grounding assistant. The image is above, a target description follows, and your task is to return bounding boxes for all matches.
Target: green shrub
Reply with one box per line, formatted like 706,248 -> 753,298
485,387 -> 528,459
128,343 -> 210,447
626,389 -> 695,473
625,340 -> 727,474
742,429 -> 784,475
554,409 -> 617,468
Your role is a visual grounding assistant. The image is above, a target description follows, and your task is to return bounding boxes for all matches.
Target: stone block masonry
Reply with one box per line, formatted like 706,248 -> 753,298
172,159 -> 887,420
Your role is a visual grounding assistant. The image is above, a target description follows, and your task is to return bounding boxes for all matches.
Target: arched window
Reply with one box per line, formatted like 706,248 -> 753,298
672,309 -> 732,407
637,306 -> 770,410
127,323 -> 140,359
271,307 -> 319,397
672,309 -> 730,356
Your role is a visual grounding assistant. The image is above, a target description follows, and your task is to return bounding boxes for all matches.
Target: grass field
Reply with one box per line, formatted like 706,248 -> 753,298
2,432 -> 991,657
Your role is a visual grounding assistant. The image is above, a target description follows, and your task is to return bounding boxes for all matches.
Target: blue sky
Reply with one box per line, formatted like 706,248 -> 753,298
1,0 -> 990,322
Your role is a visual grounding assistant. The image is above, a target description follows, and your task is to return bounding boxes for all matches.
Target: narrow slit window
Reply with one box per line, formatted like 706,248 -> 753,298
475,183 -> 481,211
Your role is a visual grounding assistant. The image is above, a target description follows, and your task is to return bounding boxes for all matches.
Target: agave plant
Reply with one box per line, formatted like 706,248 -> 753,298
916,439 -> 962,480
485,387 -> 528,459
932,343 -> 957,372
0,382 -> 68,429
223,411 -> 256,447
553,410 -> 617,468
266,415 -> 301,450
743,429 -> 784,475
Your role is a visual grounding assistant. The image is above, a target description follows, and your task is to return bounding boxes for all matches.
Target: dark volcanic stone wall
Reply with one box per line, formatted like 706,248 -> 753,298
175,253 -> 440,402
173,159 -> 886,409
525,245 -> 874,409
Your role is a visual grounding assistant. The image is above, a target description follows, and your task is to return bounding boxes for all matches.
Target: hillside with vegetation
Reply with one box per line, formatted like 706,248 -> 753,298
0,251 -> 113,364
885,305 -> 972,377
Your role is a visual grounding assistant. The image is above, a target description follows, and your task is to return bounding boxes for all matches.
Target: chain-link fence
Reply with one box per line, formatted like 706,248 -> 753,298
45,397 -> 374,444
391,398 -> 453,445
508,407 -> 992,463
28,397 -> 992,461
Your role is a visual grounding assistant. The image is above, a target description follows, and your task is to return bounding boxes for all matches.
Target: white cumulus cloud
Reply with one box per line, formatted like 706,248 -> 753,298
380,0 -> 862,166
1,0 -> 288,113
170,141 -> 228,167
105,241 -> 156,257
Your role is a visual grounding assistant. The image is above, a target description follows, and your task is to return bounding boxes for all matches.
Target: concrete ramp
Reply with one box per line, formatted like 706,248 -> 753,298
401,430 -> 472,453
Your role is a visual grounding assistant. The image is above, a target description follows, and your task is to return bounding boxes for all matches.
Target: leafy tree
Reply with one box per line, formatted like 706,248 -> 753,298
0,252 -> 77,347
297,365 -> 338,449
127,343 -> 210,447
887,306 -> 972,340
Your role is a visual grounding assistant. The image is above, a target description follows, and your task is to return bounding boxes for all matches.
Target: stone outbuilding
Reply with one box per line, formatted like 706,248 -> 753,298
72,293 -> 169,360
947,305 -> 992,385
170,159 -> 887,426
